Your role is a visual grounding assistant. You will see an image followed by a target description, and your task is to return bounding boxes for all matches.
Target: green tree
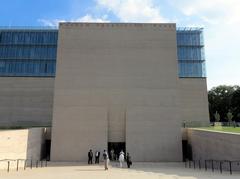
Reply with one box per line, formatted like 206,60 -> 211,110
208,85 -> 239,122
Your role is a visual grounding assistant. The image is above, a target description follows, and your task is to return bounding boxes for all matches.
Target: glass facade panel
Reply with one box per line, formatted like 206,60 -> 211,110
0,29 -> 57,76
177,47 -> 204,61
178,61 -> 206,77
177,30 -> 204,46
0,31 -> 57,45
177,28 -> 206,78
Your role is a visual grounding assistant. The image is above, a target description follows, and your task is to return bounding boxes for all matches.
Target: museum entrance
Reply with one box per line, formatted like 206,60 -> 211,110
108,142 -> 126,160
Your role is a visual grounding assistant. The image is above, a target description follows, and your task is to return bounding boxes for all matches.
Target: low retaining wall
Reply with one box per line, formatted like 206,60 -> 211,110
0,128 -> 45,170
187,128 -> 240,161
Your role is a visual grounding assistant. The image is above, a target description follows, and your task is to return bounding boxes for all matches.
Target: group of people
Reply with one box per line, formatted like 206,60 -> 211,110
88,149 -> 132,170
88,150 -> 101,164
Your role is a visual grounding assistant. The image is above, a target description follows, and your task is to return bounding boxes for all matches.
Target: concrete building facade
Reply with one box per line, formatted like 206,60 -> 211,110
0,23 -> 209,162
0,77 -> 54,127
50,23 -> 208,162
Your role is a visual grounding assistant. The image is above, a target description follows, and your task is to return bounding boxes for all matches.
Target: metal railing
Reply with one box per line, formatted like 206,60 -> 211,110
185,159 -> 240,175
0,159 -> 47,172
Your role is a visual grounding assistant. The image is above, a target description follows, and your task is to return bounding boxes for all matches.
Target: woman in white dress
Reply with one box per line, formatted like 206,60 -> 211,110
119,150 -> 125,168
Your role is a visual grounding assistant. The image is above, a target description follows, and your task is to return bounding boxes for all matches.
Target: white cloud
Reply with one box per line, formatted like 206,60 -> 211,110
96,0 -> 168,22
38,19 -> 66,27
38,14 -> 109,27
170,0 -> 240,88
39,0 -> 169,26
171,0 -> 240,25
75,14 -> 110,22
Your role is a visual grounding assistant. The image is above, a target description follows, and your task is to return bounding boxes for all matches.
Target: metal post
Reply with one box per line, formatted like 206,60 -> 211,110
16,159 -> 19,171
185,160 -> 187,168
30,159 -> 32,169
7,161 -> 10,172
220,161 -> 222,174
205,160 -> 207,171
189,160 -> 191,168
41,160 -> 43,168
24,160 -> 26,170
229,161 -> 232,175
199,160 -> 201,170
211,160 -> 214,172
45,160 -> 47,167
193,160 -> 196,169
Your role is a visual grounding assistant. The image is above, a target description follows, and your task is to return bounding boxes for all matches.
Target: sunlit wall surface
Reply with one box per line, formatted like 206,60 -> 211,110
0,29 -> 58,76
0,27 -> 206,78
177,28 -> 206,78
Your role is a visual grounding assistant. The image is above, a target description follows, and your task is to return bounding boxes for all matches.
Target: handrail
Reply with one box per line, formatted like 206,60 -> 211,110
0,158 -> 48,172
185,159 -> 240,175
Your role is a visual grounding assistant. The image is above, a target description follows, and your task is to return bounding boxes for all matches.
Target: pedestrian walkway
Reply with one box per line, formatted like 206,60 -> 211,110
0,162 -> 239,179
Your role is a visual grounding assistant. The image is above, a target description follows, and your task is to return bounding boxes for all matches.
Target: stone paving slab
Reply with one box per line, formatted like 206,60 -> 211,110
0,162 -> 239,179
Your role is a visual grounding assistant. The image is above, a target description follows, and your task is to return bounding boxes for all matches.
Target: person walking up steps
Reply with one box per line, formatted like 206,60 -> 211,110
119,150 -> 125,168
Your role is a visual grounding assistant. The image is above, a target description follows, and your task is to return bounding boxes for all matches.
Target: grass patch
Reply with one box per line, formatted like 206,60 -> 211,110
197,126 -> 240,133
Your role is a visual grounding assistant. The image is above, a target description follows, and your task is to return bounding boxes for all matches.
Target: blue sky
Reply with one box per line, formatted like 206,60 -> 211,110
1,0 -> 240,89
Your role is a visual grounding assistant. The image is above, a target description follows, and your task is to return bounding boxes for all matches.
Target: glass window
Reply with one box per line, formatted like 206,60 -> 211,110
0,29 -> 57,76
177,29 -> 206,78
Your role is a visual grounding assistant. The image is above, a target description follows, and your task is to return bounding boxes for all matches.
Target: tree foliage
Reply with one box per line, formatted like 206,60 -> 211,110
208,85 -> 240,122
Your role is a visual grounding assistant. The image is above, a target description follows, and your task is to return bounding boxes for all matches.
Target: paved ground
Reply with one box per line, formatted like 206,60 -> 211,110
0,162 -> 239,179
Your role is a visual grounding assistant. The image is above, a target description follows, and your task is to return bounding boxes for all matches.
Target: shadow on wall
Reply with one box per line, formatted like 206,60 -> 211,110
26,128 -> 48,161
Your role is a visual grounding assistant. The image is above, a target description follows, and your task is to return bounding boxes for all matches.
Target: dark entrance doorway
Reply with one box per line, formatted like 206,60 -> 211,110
108,142 -> 125,160
182,140 -> 192,161
45,140 -> 51,161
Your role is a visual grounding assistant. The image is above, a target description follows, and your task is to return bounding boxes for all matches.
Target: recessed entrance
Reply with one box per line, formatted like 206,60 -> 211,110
45,140 -> 51,161
108,142 -> 126,160
182,140 -> 192,161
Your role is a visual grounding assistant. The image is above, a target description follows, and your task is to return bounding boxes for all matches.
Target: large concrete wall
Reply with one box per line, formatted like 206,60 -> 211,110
187,129 -> 240,161
0,77 -> 54,126
51,107 -> 108,161
126,108 -> 182,161
51,23 -> 183,162
177,78 -> 209,124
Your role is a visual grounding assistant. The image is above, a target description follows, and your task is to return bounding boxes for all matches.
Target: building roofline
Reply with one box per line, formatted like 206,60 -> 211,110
0,25 -> 203,31
59,22 -> 176,25
0,26 -> 58,31
177,27 -> 203,32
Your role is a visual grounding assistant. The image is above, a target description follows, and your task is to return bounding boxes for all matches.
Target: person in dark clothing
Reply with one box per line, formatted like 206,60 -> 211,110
97,151 -> 101,163
95,151 -> 100,164
88,149 -> 93,164
126,153 -> 132,168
